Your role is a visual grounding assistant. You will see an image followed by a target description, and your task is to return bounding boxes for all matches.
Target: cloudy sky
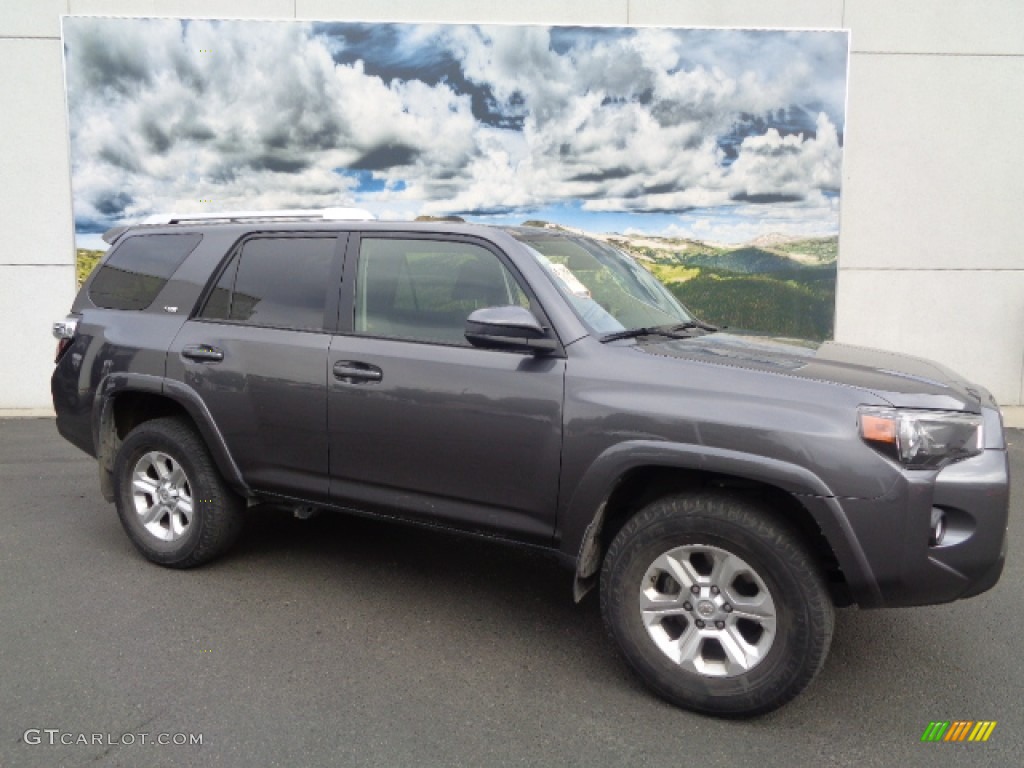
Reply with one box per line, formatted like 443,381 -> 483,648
63,18 -> 848,249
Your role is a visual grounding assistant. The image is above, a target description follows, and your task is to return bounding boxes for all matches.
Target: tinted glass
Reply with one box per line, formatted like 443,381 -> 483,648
205,237 -> 335,331
512,233 -> 692,335
356,238 -> 529,345
89,233 -> 202,310
199,253 -> 239,323
201,252 -> 238,321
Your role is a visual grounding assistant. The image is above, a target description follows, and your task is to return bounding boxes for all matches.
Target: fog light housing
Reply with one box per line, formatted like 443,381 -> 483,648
929,507 -> 947,547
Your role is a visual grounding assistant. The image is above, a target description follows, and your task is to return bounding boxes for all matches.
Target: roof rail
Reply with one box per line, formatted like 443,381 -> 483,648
141,207 -> 376,225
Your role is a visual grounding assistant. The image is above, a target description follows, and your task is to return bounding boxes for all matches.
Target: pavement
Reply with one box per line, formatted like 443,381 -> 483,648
1,417 -> 1021,768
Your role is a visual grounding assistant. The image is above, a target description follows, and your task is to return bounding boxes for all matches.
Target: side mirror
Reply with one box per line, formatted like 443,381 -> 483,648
465,306 -> 558,354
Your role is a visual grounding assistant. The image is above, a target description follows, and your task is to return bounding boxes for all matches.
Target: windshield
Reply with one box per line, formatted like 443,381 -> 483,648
512,232 -> 693,335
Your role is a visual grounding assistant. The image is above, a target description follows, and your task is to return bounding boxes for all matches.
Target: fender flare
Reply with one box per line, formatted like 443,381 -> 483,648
92,373 -> 251,500
559,440 -> 880,605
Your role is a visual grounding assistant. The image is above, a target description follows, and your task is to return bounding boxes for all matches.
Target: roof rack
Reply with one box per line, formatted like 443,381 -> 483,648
141,207 -> 376,225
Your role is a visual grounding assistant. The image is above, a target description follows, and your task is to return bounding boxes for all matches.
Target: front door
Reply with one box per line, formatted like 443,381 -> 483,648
327,234 -> 565,542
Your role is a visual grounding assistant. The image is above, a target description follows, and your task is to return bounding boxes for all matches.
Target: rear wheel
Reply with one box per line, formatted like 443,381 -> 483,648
113,417 -> 243,568
600,492 -> 834,716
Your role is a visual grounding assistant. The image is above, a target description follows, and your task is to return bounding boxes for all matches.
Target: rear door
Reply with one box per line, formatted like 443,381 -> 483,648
167,233 -> 346,501
327,233 -> 565,542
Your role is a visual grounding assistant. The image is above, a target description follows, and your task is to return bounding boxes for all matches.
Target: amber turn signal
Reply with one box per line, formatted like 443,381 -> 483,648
860,413 -> 897,445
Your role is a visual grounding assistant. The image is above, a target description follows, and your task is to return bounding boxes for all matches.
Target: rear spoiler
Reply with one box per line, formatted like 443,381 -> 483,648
101,225 -> 130,245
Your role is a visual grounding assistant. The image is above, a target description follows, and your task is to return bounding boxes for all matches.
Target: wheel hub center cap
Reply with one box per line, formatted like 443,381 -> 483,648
697,599 -> 716,617
158,487 -> 172,502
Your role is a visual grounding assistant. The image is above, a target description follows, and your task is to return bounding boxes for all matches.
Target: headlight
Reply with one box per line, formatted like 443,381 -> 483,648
858,407 -> 983,469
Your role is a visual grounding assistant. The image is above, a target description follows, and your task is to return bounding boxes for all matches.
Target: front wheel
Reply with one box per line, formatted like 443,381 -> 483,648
113,417 -> 243,568
600,492 -> 834,717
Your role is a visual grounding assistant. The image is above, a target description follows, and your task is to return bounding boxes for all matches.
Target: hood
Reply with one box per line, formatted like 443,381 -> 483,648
635,332 -> 990,412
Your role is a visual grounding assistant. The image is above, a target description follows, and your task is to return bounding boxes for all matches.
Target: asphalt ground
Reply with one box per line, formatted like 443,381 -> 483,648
1,418 -> 1021,768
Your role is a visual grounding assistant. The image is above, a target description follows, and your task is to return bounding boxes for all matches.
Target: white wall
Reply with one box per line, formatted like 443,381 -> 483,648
1,0 -> 1022,409
0,2 -> 75,411
836,1 -> 1024,406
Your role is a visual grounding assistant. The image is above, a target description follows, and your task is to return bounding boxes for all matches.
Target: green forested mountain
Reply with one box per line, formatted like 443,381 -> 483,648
599,232 -> 838,340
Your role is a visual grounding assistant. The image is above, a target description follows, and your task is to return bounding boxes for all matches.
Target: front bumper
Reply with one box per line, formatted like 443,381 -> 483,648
837,447 -> 1010,608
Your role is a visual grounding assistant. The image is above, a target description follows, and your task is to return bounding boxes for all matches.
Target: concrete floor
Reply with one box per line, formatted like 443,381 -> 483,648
1,418 -> 1021,767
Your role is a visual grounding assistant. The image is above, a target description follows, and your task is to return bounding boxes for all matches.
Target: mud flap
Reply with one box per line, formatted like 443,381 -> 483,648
572,503 -> 606,602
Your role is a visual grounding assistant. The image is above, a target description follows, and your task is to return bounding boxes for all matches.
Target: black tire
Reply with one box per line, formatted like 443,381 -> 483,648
113,417 -> 244,568
600,492 -> 834,717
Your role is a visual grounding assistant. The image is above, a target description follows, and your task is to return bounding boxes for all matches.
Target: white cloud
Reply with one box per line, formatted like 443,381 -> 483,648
649,194 -> 841,244
66,18 -> 484,226
64,19 -> 848,242
727,112 -> 842,201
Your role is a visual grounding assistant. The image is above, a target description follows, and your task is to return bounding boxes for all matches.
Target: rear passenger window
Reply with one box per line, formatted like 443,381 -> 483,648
355,238 -> 530,345
89,233 -> 202,310
201,237 -> 336,331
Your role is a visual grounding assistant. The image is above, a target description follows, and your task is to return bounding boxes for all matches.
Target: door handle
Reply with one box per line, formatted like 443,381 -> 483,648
182,344 -> 225,363
333,361 -> 382,383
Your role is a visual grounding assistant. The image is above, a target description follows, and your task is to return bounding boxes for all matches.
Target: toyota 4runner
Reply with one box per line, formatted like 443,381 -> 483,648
52,209 -> 1010,716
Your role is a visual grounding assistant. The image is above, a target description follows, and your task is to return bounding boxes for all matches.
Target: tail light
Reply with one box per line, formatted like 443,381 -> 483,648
52,316 -> 79,363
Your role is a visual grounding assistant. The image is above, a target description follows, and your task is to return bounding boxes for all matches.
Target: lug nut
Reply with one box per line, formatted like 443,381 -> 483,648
710,586 -> 720,595
695,619 -> 705,629
715,621 -> 725,629
683,602 -> 692,612
690,585 -> 700,595
723,604 -> 733,613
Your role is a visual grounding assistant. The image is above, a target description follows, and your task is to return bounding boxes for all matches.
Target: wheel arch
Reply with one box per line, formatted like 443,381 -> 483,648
561,441 -> 877,607
92,373 -> 250,501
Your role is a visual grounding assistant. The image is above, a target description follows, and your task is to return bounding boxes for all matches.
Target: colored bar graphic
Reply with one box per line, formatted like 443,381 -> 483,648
945,721 -> 972,741
921,721 -> 996,743
969,722 -> 997,742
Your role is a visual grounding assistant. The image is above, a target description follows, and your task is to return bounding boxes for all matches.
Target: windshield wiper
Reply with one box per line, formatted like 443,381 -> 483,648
600,326 -> 675,342
600,320 -> 718,343
666,320 -> 719,332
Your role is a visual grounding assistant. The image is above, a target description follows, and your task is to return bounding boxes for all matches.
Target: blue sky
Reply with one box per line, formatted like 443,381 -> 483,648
64,19 -> 848,250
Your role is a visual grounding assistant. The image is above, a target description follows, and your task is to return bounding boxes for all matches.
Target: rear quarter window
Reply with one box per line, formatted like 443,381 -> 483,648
88,233 -> 202,310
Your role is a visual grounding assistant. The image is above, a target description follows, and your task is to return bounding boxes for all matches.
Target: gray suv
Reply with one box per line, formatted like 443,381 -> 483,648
52,210 -> 1009,716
